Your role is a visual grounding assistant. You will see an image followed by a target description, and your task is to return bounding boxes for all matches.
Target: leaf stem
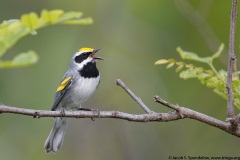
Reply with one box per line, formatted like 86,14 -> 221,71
208,62 -> 220,78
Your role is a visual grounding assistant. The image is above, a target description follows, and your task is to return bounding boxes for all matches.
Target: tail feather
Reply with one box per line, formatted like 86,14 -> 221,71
44,117 -> 68,153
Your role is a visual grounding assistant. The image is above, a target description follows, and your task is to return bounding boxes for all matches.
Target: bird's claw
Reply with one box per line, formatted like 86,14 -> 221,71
77,108 -> 100,121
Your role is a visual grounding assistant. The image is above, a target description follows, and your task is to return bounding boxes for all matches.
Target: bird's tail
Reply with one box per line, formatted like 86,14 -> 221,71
44,117 -> 68,153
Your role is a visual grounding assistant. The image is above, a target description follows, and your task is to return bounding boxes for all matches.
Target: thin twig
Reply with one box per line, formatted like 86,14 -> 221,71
116,79 -> 153,113
226,0 -> 237,120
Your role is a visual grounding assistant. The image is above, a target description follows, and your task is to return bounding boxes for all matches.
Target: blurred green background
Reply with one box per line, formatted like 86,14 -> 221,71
0,0 -> 239,159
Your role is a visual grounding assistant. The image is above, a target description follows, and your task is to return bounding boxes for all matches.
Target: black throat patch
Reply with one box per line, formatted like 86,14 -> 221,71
79,62 -> 99,78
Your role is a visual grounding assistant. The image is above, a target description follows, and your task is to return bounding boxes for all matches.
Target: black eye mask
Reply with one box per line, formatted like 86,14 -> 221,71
74,52 -> 91,63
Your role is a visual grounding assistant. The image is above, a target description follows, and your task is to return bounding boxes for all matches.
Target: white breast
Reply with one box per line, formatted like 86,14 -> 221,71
70,76 -> 100,109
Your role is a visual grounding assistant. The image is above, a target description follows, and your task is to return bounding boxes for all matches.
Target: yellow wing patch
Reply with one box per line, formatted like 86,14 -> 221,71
79,47 -> 94,52
56,76 -> 72,92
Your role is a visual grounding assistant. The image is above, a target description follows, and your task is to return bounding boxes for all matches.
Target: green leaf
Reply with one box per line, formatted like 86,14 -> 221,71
21,12 -> 39,30
0,9 -> 93,68
156,43 -> 240,109
234,99 -> 240,109
212,43 -> 224,59
205,77 -> 219,88
0,21 -> 30,57
154,59 -> 169,65
213,89 -> 227,99
65,17 -> 93,25
54,11 -> 82,23
176,64 -> 184,72
179,69 -> 199,79
177,47 -> 211,63
185,64 -> 194,69
166,62 -> 175,69
168,59 -> 175,63
47,10 -> 64,23
0,50 -> 38,68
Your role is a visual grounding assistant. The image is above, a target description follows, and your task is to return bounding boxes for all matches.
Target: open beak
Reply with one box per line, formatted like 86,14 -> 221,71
91,48 -> 104,60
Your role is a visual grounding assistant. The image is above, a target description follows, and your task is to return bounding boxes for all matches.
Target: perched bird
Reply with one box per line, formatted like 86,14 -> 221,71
44,48 -> 103,153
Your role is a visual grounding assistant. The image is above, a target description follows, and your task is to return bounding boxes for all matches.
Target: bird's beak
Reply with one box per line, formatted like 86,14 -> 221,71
91,49 -> 104,60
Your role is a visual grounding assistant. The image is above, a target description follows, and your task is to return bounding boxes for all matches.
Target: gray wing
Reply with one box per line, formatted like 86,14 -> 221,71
51,72 -> 74,111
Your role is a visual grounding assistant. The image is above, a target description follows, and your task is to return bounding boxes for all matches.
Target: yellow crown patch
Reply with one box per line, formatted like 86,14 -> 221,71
79,48 -> 94,52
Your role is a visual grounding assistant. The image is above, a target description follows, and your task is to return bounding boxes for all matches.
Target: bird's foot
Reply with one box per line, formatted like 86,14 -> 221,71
78,108 -> 100,121
60,107 -> 66,118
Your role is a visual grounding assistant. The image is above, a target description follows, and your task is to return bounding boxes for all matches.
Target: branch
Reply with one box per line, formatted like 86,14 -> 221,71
227,0 -> 237,118
0,104 -> 180,122
226,0 -> 238,131
0,79 -> 240,138
116,79 -> 153,113
154,96 -> 240,137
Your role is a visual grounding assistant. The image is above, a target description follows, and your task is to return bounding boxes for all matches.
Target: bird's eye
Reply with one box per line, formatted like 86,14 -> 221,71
82,52 -> 88,57
74,52 -> 90,64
